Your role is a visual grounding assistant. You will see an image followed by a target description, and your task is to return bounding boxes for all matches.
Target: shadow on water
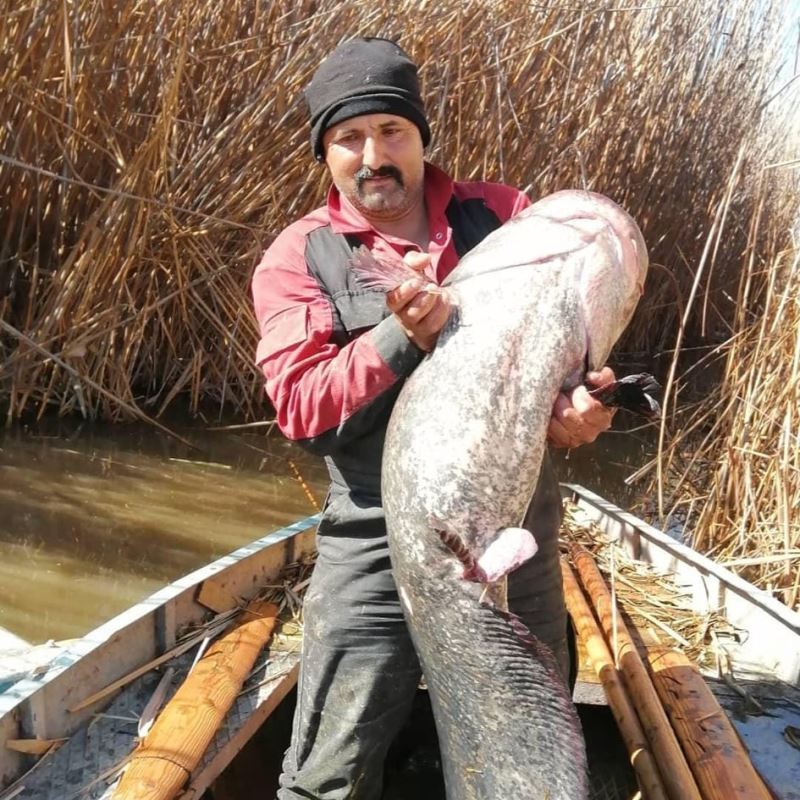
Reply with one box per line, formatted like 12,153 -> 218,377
551,415 -> 658,511
0,417 -> 330,643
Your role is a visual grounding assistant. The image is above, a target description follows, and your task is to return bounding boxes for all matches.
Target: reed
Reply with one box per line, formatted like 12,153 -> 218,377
642,169 -> 800,610
0,0 -> 793,421
2,0 -> 797,602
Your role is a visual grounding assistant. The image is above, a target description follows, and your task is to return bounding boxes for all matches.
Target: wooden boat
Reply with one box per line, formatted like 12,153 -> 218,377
0,485 -> 798,800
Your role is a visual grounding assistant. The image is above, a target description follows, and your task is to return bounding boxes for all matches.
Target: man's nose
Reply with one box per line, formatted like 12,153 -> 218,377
362,135 -> 384,169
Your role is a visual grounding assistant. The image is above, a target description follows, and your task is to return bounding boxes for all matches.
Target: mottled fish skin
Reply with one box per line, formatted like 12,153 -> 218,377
393,555 -> 588,800
382,190 -> 648,799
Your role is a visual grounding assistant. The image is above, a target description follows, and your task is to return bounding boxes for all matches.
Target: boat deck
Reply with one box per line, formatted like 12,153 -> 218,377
3,646 -> 299,800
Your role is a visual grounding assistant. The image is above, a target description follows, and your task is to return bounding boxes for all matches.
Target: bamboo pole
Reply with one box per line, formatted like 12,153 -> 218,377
561,559 -> 669,800
69,612 -> 237,713
570,544 -> 702,800
645,644 -> 773,800
111,600 -> 279,800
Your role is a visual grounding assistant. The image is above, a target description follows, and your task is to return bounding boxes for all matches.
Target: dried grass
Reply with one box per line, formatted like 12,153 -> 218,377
2,0 -> 798,605
0,0 -> 794,421
641,175 -> 800,610
562,503 -> 732,671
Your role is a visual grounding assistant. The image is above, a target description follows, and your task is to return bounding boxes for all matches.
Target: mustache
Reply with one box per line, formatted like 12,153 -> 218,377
354,165 -> 404,189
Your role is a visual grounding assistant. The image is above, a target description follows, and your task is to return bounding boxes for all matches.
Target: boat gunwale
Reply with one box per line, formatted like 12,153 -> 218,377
0,514 -> 320,790
562,483 -> 800,682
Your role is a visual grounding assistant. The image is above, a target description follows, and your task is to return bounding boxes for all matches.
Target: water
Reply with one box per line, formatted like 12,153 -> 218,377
0,414 -> 656,645
0,419 -> 329,643
551,421 -> 657,509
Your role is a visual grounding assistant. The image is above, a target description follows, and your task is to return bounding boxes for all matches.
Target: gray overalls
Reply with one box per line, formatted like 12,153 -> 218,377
277,197 -> 571,800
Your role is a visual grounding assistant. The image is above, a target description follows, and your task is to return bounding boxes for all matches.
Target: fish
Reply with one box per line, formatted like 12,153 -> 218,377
354,189 -> 649,799
351,242 -> 659,422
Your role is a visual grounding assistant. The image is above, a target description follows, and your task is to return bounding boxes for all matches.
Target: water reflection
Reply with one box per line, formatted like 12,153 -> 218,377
0,414 -> 655,645
0,420 -> 329,643
551,421 -> 657,510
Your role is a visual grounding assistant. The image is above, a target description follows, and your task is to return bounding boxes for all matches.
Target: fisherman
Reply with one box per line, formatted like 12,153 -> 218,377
251,37 -> 615,800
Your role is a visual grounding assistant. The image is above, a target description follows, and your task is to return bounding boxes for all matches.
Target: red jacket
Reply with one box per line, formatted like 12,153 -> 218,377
252,163 -> 529,455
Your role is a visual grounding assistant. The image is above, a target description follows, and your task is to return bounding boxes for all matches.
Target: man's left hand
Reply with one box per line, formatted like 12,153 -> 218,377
547,366 -> 616,449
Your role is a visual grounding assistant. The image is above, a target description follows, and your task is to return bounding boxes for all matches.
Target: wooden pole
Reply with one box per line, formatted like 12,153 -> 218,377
570,544 -> 702,800
645,644 -> 773,800
112,600 -> 279,800
561,560 -> 669,800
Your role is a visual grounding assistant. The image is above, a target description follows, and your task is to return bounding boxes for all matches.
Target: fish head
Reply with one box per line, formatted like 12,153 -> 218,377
532,190 -> 648,371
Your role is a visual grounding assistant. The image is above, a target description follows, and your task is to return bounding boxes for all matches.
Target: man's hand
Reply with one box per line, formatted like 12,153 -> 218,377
548,366 -> 616,449
386,252 -> 452,352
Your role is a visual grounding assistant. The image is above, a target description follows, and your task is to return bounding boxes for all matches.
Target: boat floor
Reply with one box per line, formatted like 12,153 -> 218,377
9,638 -> 636,800
215,679 -> 800,800
5,645 -> 299,800
214,688 -> 638,800
9,641 -> 799,800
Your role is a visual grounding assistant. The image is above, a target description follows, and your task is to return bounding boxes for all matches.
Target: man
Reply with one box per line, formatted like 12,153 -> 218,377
252,37 -> 614,800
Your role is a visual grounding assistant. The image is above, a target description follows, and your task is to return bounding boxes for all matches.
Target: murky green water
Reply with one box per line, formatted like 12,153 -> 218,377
0,414 -> 655,644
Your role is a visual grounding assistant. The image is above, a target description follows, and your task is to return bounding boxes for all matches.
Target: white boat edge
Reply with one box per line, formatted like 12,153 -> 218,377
0,631 -> 28,654
0,513 -> 320,789
562,483 -> 800,683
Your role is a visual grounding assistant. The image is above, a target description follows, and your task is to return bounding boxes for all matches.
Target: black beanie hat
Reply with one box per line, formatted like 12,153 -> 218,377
304,37 -> 431,162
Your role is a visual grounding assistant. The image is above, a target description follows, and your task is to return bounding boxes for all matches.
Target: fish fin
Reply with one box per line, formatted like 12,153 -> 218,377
587,372 -> 661,419
435,524 -> 537,583
348,245 -> 418,292
471,527 -> 538,583
493,606 -> 568,679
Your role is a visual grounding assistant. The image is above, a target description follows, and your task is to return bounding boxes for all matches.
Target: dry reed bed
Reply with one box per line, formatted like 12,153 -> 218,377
1,1 -> 798,602
644,177 -> 800,610
0,0 -> 793,421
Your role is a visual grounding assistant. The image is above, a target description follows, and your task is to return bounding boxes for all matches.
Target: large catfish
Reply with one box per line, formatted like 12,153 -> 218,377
357,189 -> 648,799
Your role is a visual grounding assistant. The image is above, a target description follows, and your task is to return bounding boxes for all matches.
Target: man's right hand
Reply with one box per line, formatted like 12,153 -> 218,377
386,253 -> 452,352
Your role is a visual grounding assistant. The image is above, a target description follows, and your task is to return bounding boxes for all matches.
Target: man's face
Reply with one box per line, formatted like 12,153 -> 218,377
322,113 -> 425,222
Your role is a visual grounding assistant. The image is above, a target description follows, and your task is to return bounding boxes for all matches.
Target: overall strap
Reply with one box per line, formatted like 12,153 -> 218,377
304,226 -> 387,346
445,196 -> 503,257
304,225 -> 362,295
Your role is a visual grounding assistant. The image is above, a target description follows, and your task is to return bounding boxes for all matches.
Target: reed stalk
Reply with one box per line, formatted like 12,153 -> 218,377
1,0 -> 797,604
1,0 -> 793,419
